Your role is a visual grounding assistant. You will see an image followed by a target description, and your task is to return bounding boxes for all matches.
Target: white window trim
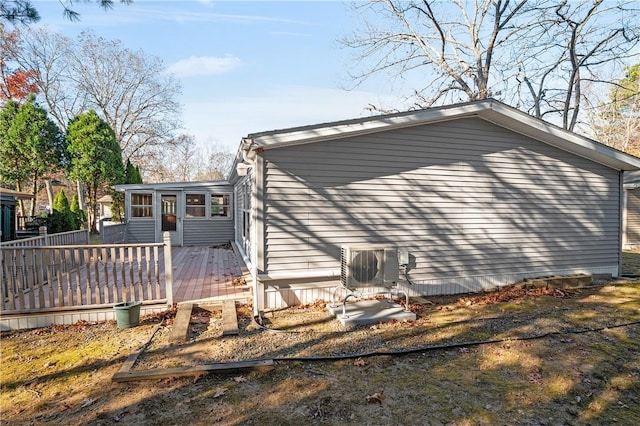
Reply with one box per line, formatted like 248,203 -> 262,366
210,193 -> 232,219
184,191 -> 207,220
129,191 -> 154,220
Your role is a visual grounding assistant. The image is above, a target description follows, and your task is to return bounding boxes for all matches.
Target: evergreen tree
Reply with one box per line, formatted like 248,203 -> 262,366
70,193 -> 86,230
49,189 -> 75,233
0,96 -> 65,216
66,110 -> 124,233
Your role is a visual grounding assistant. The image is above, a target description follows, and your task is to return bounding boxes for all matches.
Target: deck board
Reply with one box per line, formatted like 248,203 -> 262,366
171,246 -> 251,304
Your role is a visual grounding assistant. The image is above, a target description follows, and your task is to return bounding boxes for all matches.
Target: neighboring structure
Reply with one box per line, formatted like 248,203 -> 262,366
624,170 -> 640,248
0,188 -> 33,242
97,194 -> 113,220
230,99 -> 640,313
112,181 -> 234,246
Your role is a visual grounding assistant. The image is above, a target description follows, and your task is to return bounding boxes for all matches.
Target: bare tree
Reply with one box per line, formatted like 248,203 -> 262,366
6,28 -> 82,129
193,148 -> 234,181
7,28 -> 182,172
515,0 -> 640,131
344,0 -> 640,131
146,135 -> 234,183
343,0 -> 537,105
589,63 -> 640,156
146,134 -> 201,182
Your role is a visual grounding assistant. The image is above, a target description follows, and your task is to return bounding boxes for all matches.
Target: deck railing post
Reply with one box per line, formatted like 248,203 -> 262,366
39,226 -> 48,247
163,231 -> 173,306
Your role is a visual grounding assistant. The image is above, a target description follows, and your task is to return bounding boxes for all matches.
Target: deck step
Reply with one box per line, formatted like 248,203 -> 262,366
222,300 -> 239,336
170,303 -> 193,343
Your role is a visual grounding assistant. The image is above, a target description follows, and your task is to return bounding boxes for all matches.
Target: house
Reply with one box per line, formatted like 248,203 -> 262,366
229,99 -> 640,314
97,194 -> 113,220
624,170 -> 640,248
112,181 -> 234,246
0,187 -> 34,242
114,99 -> 640,315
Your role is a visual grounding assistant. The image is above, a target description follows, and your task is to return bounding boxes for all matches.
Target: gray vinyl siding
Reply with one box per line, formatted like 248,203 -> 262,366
125,219 -> 155,243
627,189 -> 640,245
261,117 -> 620,285
183,219 -> 234,246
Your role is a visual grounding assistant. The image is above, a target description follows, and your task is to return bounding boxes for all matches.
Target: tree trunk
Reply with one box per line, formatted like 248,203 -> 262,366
89,182 -> 98,234
45,180 -> 54,209
76,180 -> 86,210
29,177 -> 38,216
15,181 -> 25,217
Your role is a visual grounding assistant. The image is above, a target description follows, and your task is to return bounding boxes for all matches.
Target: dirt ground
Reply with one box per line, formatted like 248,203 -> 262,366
2,277 -> 640,425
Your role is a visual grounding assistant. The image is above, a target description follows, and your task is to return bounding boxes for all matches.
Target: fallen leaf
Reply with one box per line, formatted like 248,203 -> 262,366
366,391 -> 384,404
528,371 -> 543,384
160,376 -> 178,385
354,358 -> 367,367
233,376 -> 247,383
213,388 -> 227,398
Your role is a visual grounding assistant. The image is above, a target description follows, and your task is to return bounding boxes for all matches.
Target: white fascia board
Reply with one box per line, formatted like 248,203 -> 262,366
482,102 -> 640,171
251,102 -> 489,149
113,180 -> 231,192
248,98 -> 640,171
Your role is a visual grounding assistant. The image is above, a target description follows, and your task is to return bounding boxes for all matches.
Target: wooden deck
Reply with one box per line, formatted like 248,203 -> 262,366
1,245 -> 251,311
171,245 -> 251,304
1,242 -> 252,330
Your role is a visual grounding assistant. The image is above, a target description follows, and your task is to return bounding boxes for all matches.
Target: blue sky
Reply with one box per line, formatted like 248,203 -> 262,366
31,0 -> 408,152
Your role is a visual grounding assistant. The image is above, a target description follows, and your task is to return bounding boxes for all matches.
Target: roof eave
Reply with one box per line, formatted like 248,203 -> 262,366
112,180 -> 231,192
248,99 -> 640,171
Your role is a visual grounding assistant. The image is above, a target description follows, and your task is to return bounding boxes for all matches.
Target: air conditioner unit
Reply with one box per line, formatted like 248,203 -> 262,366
341,245 -> 399,288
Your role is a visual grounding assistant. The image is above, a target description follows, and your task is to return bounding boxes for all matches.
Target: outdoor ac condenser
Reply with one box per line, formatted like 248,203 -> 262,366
340,245 -> 399,288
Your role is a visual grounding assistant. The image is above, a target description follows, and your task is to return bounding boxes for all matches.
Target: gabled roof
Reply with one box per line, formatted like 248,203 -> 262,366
0,187 -> 33,200
243,99 -> 640,171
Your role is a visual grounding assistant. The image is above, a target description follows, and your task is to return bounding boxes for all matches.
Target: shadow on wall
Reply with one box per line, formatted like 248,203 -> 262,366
261,117 -> 619,289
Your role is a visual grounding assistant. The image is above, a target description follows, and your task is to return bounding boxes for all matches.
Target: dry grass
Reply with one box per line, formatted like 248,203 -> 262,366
623,249 -> 640,275
2,281 -> 640,425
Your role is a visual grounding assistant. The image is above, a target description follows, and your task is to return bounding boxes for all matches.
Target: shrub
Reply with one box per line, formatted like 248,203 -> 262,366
50,190 -> 76,233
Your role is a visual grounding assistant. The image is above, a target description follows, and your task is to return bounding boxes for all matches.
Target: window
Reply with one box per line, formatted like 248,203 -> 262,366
211,194 -> 230,217
185,193 -> 205,217
131,193 -> 153,218
241,183 -> 250,239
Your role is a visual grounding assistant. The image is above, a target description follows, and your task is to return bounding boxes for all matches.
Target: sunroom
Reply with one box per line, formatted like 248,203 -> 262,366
112,181 -> 234,246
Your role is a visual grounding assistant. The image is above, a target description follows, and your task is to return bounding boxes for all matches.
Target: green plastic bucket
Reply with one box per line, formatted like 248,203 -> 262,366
114,301 -> 142,328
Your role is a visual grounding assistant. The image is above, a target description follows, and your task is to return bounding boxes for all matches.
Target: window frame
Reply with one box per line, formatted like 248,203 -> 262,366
210,193 -> 231,218
129,192 -> 154,219
184,192 -> 207,219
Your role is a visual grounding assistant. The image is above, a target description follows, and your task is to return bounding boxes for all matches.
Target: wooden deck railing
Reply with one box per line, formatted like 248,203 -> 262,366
100,222 -> 127,244
0,233 -> 173,314
1,229 -> 90,248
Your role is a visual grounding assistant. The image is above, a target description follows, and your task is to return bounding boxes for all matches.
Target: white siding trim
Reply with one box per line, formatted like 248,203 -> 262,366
259,265 -> 618,310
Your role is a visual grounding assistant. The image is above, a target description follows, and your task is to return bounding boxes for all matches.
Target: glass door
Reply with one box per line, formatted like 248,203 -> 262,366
160,194 -> 180,245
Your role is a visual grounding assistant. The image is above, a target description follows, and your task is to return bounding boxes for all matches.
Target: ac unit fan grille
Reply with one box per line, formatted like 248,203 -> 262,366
341,245 -> 398,288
